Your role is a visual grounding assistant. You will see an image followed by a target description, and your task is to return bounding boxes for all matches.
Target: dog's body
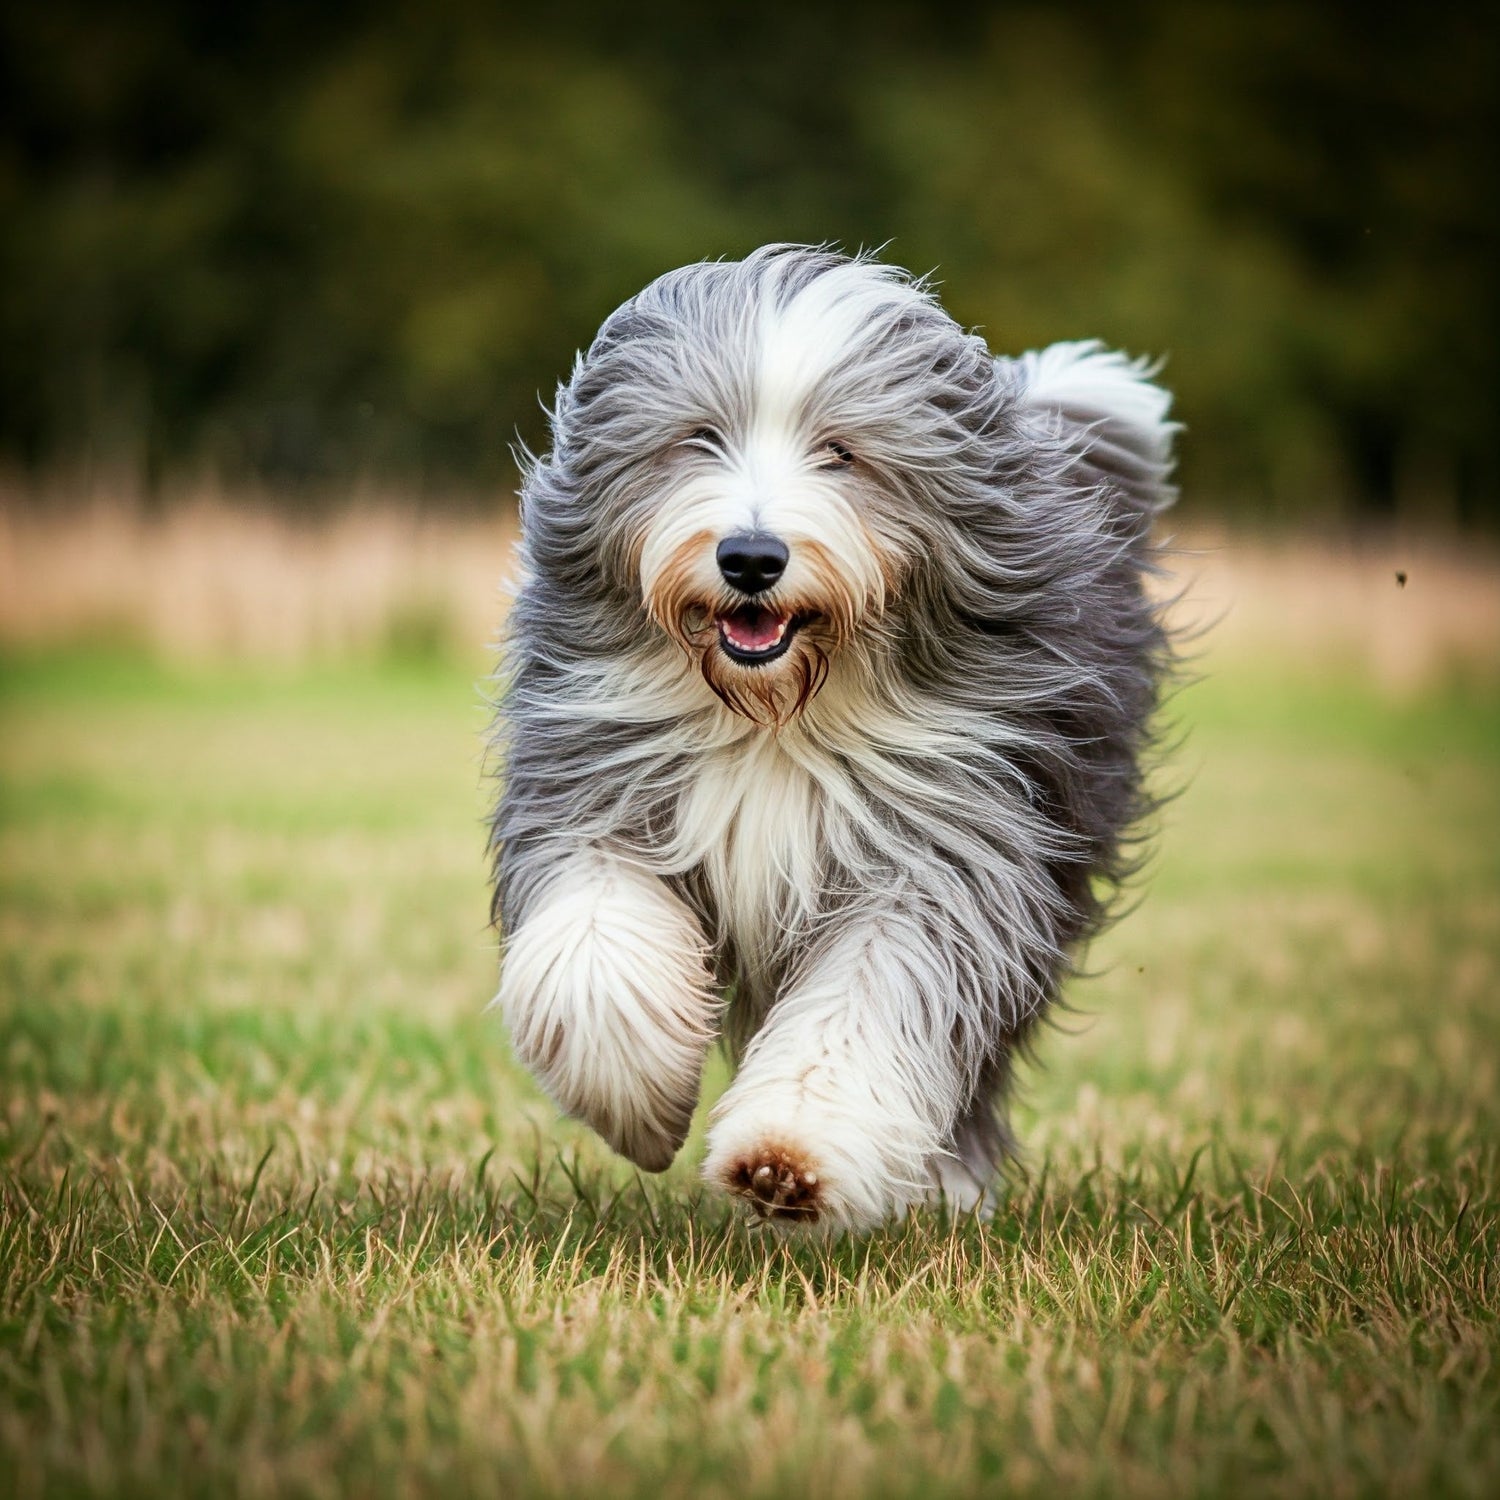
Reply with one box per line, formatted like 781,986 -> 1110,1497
489,246 -> 1176,1230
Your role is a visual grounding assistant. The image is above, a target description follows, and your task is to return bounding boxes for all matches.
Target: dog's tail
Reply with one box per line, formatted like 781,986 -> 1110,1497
1007,340 -> 1180,529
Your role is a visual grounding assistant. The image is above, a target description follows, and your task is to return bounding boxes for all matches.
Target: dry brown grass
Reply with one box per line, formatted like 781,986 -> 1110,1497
0,491 -> 517,665
2,492 -> 1498,687
1166,525 -> 1500,691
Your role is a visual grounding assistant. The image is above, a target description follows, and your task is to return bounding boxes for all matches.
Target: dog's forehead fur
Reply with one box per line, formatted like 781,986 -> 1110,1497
557,246 -> 1001,485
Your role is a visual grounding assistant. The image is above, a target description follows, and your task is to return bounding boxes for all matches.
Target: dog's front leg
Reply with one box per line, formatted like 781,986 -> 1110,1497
702,904 -> 973,1231
495,848 -> 718,1171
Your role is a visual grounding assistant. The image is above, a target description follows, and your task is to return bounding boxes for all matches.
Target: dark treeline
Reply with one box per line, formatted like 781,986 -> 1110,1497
1,0 -> 1495,520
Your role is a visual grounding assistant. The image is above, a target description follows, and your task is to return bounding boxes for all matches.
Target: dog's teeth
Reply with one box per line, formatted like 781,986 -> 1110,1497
721,614 -> 790,652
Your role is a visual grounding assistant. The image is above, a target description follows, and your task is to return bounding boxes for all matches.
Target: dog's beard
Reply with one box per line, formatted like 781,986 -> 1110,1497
696,616 -> 832,728
643,532 -> 866,729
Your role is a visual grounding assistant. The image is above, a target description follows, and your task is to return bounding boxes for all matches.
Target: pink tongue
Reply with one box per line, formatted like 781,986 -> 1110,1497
723,607 -> 786,650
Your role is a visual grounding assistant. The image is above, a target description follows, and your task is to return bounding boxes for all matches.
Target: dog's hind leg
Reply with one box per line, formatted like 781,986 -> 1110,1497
702,903 -> 975,1232
493,847 -> 719,1172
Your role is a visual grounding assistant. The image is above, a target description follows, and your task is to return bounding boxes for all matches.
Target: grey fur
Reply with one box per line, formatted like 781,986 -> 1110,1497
489,244 -> 1176,1211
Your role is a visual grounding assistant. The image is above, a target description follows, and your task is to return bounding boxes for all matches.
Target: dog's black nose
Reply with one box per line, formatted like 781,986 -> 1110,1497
716,533 -> 788,595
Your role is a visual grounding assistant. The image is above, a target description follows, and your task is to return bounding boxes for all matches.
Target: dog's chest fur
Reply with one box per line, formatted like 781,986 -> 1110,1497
672,728 -> 829,978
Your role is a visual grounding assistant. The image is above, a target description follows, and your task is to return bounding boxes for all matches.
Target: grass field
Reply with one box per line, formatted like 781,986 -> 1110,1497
2,572 -> 1499,1495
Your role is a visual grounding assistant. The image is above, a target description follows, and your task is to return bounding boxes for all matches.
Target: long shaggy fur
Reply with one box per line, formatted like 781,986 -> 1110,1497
489,245 -> 1178,1231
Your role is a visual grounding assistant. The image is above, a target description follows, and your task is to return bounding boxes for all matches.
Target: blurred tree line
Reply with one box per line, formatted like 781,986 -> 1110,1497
1,0 -> 1495,521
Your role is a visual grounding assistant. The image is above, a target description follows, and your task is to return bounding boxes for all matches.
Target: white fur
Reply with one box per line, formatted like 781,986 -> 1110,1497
637,416 -> 890,630
1019,341 -> 1172,441
671,730 -> 824,972
701,904 -> 975,1229
753,260 -> 914,421
493,848 -> 719,1171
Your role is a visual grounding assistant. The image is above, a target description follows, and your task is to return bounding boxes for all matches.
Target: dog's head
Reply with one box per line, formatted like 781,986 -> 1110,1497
531,246 -> 1003,726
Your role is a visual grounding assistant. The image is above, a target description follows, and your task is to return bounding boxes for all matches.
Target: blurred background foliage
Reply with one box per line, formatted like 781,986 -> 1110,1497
1,0 -> 1494,521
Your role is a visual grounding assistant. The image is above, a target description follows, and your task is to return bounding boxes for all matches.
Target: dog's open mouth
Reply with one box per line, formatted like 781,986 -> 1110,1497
716,605 -> 801,666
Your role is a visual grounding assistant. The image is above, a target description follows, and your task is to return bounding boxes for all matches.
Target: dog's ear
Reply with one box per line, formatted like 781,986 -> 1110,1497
1003,341 -> 1180,528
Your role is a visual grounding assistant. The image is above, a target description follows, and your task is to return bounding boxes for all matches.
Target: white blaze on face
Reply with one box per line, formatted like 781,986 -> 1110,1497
753,261 -> 904,428
636,262 -> 907,701
744,268 -> 904,610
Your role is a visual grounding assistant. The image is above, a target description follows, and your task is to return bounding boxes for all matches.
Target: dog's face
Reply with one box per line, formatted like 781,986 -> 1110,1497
543,248 -> 1001,725
633,302 -> 903,726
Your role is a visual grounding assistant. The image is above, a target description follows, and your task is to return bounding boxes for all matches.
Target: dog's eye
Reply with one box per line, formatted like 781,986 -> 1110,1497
686,426 -> 722,449
822,439 -> 855,467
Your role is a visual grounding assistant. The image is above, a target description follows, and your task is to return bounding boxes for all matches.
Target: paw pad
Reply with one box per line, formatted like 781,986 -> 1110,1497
728,1144 -> 823,1222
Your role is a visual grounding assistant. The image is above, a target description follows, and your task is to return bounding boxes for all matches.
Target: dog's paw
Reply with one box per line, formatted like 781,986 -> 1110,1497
495,851 -> 719,1174
722,1141 -> 824,1223
704,1074 -> 935,1231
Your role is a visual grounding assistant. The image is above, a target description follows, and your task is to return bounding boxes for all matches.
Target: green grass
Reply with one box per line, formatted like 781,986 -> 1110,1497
1,648 -> 1497,1499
